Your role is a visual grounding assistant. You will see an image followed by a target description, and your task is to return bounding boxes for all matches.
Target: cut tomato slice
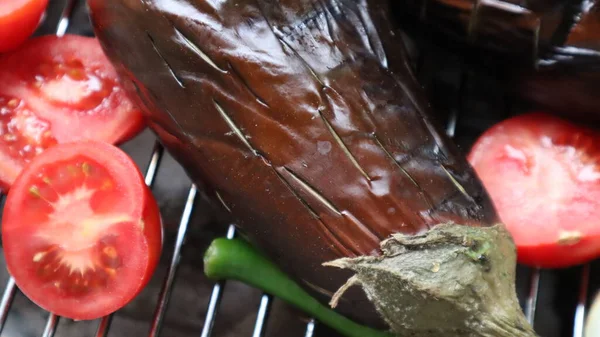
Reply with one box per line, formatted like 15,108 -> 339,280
0,35 -> 145,190
0,0 -> 48,52
468,112 -> 600,268
2,141 -> 162,320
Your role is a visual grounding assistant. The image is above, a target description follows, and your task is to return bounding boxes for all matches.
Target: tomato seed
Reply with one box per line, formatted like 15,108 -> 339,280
82,162 -> 91,176
7,99 -> 18,109
32,251 -> 45,262
29,185 -> 41,198
68,69 -> 86,81
102,246 -> 117,259
105,268 -> 117,277
557,231 -> 582,246
101,180 -> 113,190
100,246 -> 121,269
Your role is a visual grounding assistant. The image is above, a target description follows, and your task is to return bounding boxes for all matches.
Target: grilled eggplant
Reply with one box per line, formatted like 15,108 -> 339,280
396,0 -> 600,69
395,0 -> 600,116
88,0 -> 535,335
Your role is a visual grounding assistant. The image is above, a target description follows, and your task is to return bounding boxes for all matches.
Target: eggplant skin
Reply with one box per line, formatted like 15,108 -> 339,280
394,0 -> 600,117
88,0 -> 498,327
395,0 -> 600,70
514,2 -> 600,118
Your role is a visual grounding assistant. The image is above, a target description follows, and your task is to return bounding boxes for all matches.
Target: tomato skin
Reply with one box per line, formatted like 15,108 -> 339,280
0,35 -> 145,191
2,141 -> 162,320
0,0 -> 49,52
468,112 -> 600,268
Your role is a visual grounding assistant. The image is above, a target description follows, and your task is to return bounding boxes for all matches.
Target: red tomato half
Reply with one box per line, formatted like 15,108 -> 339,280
0,0 -> 48,52
2,141 -> 162,320
0,35 -> 145,190
468,112 -> 600,268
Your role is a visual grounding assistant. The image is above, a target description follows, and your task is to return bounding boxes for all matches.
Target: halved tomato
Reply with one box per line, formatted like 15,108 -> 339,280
0,34 -> 145,190
2,141 -> 162,320
468,112 -> 600,268
0,0 -> 48,52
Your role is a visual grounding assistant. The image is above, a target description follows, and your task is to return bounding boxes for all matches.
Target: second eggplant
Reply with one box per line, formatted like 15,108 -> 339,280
395,0 -> 600,117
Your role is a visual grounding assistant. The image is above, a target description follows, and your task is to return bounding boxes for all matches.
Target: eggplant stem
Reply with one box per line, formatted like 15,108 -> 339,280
203,238 -> 394,337
324,223 -> 538,337
329,275 -> 359,309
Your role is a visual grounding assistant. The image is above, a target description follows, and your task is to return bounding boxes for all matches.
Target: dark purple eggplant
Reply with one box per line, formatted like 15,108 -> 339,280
514,1 -> 600,119
395,0 -> 600,116
397,0 -> 600,69
87,0 -> 535,335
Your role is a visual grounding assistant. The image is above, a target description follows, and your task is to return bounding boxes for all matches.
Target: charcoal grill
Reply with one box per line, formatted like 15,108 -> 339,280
0,1 -> 594,336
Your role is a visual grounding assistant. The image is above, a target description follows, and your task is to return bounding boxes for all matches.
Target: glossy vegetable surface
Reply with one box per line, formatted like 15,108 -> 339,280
395,0 -> 600,116
0,0 -> 48,52
204,238 -> 392,337
88,0 -> 533,333
397,0 -> 600,69
0,35 -> 145,190
469,112 -> 600,268
2,141 -> 163,320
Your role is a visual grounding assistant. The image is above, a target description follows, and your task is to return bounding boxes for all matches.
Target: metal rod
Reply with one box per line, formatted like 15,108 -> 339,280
574,264 -> 590,337
525,268 -> 540,325
0,277 -> 17,334
304,319 -> 316,337
252,294 -> 273,337
199,224 -> 236,337
94,314 -> 113,337
0,192 -> 12,335
446,110 -> 458,138
145,142 -> 164,187
41,314 -> 59,337
199,283 -> 224,337
225,224 -> 236,240
55,0 -> 76,36
149,185 -> 198,337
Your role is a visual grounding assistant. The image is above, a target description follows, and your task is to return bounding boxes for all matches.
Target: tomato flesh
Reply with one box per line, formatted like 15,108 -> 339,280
31,57 -> 115,110
0,0 -> 48,52
468,112 -> 600,268
2,141 -> 162,320
0,35 -> 145,190
0,95 -> 56,160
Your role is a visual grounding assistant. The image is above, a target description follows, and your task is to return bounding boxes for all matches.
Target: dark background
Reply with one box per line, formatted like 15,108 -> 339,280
0,1 -> 594,336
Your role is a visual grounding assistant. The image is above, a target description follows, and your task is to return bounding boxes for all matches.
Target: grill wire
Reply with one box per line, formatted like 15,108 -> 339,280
0,0 -> 594,336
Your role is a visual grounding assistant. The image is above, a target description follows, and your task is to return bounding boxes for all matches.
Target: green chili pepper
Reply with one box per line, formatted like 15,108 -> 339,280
203,238 -> 393,337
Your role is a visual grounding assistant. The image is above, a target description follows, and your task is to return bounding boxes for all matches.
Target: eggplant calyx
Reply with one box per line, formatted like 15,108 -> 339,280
324,223 -> 537,337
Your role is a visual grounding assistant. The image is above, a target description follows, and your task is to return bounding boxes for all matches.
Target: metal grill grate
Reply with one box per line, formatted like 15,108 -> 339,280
0,1 -> 593,336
